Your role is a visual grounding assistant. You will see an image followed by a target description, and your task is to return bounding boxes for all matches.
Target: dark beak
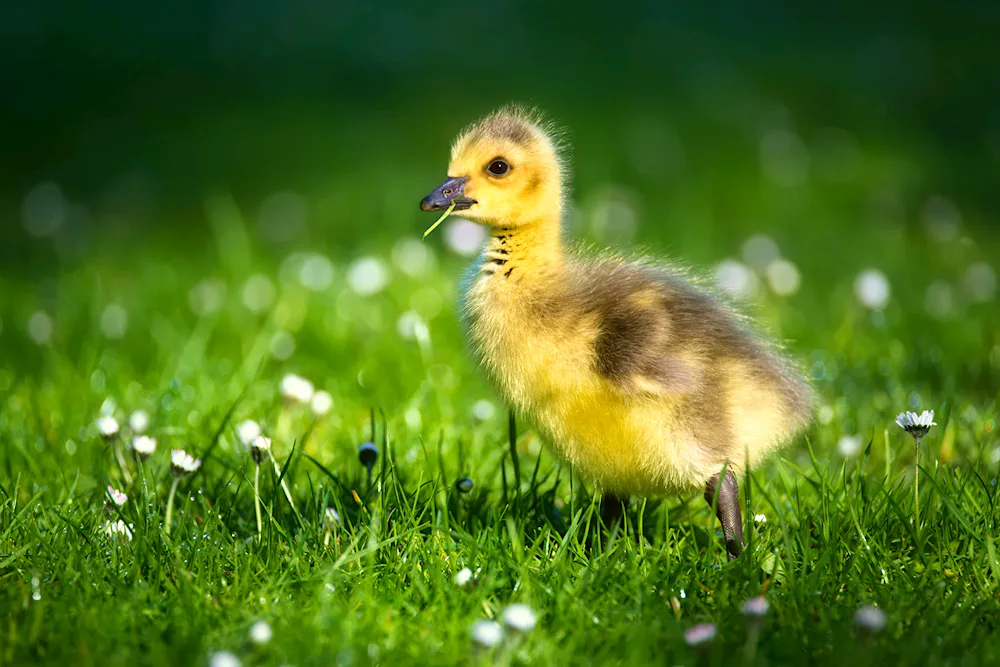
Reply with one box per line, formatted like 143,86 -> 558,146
419,176 -> 477,212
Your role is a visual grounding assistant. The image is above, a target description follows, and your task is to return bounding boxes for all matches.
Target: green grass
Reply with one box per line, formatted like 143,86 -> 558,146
1,105 -> 999,666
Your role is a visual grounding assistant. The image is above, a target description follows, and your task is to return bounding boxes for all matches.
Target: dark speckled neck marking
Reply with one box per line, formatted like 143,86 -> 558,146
482,229 -> 517,279
479,220 -> 562,283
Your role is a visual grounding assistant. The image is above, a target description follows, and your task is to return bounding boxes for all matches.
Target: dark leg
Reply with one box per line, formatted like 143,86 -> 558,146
704,470 -> 745,561
600,494 -> 628,529
583,494 -> 627,552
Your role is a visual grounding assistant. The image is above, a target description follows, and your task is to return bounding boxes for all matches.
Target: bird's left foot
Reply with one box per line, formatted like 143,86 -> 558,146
600,493 -> 627,530
704,470 -> 745,561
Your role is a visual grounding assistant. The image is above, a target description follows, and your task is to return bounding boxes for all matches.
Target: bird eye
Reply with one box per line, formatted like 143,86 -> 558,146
486,158 -> 510,177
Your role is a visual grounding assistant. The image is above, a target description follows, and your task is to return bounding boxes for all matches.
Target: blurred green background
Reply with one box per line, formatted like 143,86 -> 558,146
2,6 -> 1000,665
1,0 -> 998,425
3,2 -> 998,242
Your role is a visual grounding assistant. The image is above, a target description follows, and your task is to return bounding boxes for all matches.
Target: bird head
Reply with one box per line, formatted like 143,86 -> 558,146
420,106 -> 566,234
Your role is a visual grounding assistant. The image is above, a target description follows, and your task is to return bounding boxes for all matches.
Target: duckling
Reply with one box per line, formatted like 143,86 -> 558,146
419,106 -> 813,560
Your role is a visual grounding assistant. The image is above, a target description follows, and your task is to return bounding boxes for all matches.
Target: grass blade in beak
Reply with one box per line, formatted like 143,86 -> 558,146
423,203 -> 456,239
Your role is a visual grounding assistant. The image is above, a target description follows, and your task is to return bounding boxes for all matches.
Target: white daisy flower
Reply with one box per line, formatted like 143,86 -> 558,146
248,620 -> 273,646
684,623 -> 717,646
279,374 -> 314,404
453,567 -> 473,587
311,390 -> 333,416
854,605 -> 887,632
501,603 -> 537,632
132,435 -> 157,458
107,485 -> 128,507
753,513 -> 767,524
894,410 -> 936,441
103,519 -> 133,541
236,419 -> 262,446
129,410 -> 150,434
96,415 -> 120,439
250,435 -> 271,464
170,449 -> 202,476
470,620 -> 504,648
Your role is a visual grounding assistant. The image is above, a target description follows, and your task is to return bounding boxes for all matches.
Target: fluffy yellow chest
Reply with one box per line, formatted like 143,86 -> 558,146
465,274 -> 594,405
463,268 -> 692,495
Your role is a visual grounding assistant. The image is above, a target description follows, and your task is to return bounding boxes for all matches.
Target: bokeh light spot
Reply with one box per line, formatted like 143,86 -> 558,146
964,262 -> 996,302
27,311 -> 53,345
242,274 -> 277,313
766,259 -> 801,296
854,270 -> 890,310
444,219 -> 486,256
22,182 -> 66,238
347,257 -> 389,296
714,259 -> 759,299
392,237 -> 437,277
100,304 -> 129,339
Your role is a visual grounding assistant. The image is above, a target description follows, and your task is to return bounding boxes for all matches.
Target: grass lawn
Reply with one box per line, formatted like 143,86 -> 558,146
1,105 -> 999,666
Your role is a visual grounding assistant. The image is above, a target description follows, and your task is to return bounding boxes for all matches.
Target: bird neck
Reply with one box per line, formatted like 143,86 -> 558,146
480,217 -> 564,284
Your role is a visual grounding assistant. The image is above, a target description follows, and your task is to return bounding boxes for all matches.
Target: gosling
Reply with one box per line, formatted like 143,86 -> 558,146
419,106 -> 813,560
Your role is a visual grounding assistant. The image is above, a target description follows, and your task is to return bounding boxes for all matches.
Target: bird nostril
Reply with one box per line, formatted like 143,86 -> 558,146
442,188 -> 453,196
